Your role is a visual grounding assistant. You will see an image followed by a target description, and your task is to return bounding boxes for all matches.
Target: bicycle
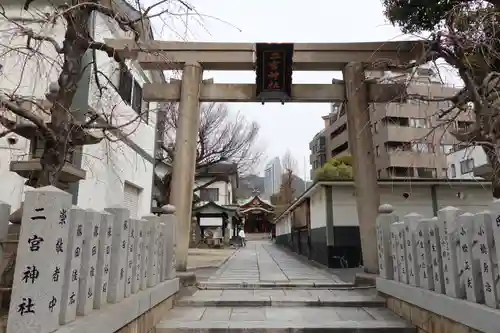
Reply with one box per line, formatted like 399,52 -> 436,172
331,255 -> 349,268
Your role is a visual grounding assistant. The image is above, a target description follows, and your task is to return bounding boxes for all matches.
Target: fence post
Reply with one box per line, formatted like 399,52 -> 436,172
375,204 -> 398,280
428,217 -> 445,294
403,213 -> 423,287
76,209 -> 100,315
473,210 -> 499,308
139,219 -> 149,290
415,217 -> 435,291
94,211 -> 113,309
457,213 -> 483,303
161,205 -> 176,280
437,206 -> 464,298
0,201 -> 11,294
488,200 -> 500,301
59,206 -> 84,324
7,186 -> 72,333
129,219 -> 142,294
104,206 -> 130,303
124,217 -> 136,297
391,222 -> 408,283
142,215 -> 160,287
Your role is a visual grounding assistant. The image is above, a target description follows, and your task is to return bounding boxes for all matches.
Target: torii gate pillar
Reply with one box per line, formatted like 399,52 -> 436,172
344,62 -> 380,274
169,62 -> 203,272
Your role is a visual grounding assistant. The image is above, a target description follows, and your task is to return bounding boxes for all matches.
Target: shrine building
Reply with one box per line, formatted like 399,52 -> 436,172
238,196 -> 275,235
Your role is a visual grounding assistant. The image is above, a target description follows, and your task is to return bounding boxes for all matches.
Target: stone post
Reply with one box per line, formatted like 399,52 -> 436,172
437,206 -> 464,298
7,186 -> 72,333
343,62 -> 380,274
160,205 -> 177,280
375,204 -> 398,279
403,213 -> 423,287
168,62 -> 203,272
94,211 -> 113,309
104,206 -> 130,303
59,206 -> 84,324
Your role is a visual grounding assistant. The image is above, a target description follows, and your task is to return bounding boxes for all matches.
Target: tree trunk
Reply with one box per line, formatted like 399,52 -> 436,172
37,6 -> 90,188
482,144 -> 500,198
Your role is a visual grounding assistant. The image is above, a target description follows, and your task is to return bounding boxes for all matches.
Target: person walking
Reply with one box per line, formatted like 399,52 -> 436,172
238,228 -> 246,247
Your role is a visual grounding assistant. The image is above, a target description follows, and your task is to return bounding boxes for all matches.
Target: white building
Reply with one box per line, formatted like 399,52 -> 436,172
0,1 -> 164,218
192,163 -> 240,242
447,146 -> 488,179
264,157 -> 282,197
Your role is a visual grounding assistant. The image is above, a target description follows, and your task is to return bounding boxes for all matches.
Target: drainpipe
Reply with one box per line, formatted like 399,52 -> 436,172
430,185 -> 438,216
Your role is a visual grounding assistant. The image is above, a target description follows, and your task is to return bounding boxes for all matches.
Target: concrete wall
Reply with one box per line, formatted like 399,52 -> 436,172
0,7 -> 157,217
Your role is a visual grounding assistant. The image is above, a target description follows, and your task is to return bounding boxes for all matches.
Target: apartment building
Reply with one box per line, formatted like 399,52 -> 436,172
309,67 -> 474,179
309,130 -> 327,179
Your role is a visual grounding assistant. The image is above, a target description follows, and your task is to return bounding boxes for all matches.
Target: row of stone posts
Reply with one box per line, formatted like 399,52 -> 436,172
376,202 -> 500,308
2,186 -> 176,333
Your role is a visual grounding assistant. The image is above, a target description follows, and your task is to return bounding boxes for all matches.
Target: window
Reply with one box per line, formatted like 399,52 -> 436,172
442,168 -> 448,178
412,142 -> 434,153
450,164 -> 456,178
409,118 -> 428,128
416,168 -> 436,178
118,68 -> 148,123
374,121 -> 378,133
376,145 -> 380,156
440,144 -> 453,154
200,188 -> 219,202
460,158 -> 474,174
119,69 -> 133,104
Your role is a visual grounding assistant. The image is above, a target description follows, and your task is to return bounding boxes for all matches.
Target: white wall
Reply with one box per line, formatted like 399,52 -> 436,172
0,7 -> 157,217
275,213 -> 291,236
77,12 -> 156,216
309,187 -> 326,229
329,184 -> 492,226
447,146 -> 488,179
194,178 -> 232,206
0,5 -> 65,210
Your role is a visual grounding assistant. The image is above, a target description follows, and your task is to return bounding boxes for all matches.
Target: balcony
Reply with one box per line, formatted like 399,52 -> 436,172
329,129 -> 349,151
385,151 -> 446,169
377,125 -> 432,143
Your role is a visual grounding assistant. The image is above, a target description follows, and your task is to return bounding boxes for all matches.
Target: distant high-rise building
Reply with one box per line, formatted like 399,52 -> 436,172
264,157 -> 282,196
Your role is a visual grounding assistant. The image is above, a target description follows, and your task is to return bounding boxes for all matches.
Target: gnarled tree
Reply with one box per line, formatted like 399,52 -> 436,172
0,0 -> 184,188
381,0 -> 500,197
153,102 -> 262,207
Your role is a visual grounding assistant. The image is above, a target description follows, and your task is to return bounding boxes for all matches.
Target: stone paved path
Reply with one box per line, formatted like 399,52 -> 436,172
206,241 -> 345,285
156,241 -> 414,332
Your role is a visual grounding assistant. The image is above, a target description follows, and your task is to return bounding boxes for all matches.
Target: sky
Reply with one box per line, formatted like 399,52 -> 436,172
147,0 -> 428,180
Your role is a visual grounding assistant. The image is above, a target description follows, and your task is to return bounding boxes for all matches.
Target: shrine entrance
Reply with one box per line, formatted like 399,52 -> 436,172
108,38 -> 424,272
238,196 -> 274,234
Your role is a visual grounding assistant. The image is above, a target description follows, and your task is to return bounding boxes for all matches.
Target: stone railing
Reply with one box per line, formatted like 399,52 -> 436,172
0,186 -> 179,333
375,203 -> 500,333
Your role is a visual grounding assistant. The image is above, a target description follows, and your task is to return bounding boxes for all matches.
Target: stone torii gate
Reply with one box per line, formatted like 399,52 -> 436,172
106,39 -> 424,273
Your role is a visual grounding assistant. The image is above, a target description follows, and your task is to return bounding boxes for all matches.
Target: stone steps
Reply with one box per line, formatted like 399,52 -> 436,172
155,306 -> 416,333
198,281 -> 354,289
176,289 -> 384,307
176,295 -> 385,307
